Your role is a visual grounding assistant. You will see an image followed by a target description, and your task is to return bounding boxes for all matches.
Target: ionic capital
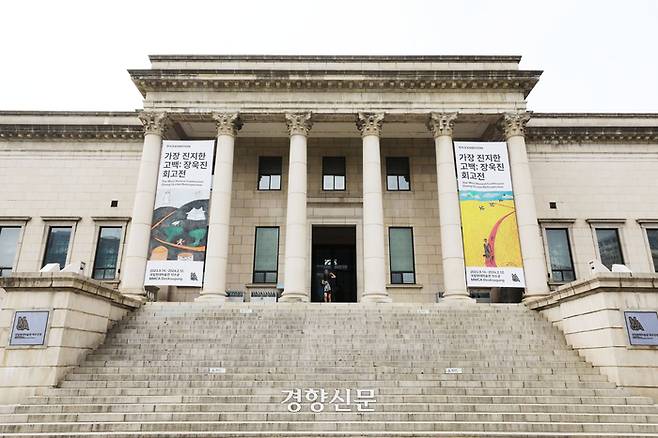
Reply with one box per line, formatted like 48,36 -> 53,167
500,112 -> 531,139
285,112 -> 313,136
427,112 -> 458,138
138,112 -> 168,136
213,112 -> 242,137
356,112 -> 385,137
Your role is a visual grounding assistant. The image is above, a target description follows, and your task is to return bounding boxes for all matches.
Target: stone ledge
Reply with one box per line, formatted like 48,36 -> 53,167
528,273 -> 658,311
0,273 -> 141,310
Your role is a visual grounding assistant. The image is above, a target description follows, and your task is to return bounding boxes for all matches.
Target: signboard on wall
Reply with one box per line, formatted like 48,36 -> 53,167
144,140 -> 215,287
624,311 -> 658,346
454,142 -> 526,288
9,310 -> 49,346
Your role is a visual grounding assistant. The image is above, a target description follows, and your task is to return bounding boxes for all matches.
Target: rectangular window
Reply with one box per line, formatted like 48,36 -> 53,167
42,226 -> 72,269
545,228 -> 575,282
322,157 -> 346,191
257,156 -> 282,190
595,228 -> 624,269
647,228 -> 658,272
0,226 -> 21,277
253,227 -> 279,283
92,227 -> 123,280
386,157 -> 411,191
389,227 -> 416,284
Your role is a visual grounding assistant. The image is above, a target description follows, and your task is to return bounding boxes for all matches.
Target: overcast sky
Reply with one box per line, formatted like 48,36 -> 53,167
1,0 -> 657,113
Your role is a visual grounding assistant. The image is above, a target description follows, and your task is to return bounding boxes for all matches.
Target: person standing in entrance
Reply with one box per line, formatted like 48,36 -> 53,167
322,268 -> 336,303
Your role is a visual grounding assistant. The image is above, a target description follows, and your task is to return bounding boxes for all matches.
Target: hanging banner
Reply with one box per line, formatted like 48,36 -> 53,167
144,140 -> 215,287
455,142 -> 525,288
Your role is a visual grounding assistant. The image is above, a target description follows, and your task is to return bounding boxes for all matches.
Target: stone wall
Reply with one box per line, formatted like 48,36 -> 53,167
528,273 -> 658,399
0,273 -> 141,403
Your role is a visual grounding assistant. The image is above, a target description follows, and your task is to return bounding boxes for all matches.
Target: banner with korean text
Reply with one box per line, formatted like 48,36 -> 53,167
454,141 -> 525,288
144,140 -> 215,287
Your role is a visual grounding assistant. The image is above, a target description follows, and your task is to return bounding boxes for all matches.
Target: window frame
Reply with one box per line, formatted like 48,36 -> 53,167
39,217 -> 80,271
388,226 -> 416,285
322,156 -> 346,191
637,220 -> 658,273
257,156 -> 283,191
90,218 -> 129,281
385,156 -> 411,191
0,220 -> 27,277
544,227 -> 576,283
252,226 -> 280,284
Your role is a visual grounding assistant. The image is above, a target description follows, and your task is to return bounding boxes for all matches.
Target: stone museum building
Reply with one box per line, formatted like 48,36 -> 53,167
0,55 -> 657,436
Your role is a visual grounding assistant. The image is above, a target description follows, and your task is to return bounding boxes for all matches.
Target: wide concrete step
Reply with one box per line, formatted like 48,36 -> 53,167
2,419 -> 658,434
13,402 -> 658,415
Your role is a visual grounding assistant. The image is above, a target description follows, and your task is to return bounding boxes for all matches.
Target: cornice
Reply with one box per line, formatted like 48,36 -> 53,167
0,125 -> 144,141
525,126 -> 658,144
129,70 -> 541,98
149,55 -> 524,63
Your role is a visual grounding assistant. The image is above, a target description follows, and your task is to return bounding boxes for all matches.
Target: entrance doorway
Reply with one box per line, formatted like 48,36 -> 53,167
311,226 -> 357,303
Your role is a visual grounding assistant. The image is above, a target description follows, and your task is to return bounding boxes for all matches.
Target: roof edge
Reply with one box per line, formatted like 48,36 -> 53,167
148,54 -> 523,63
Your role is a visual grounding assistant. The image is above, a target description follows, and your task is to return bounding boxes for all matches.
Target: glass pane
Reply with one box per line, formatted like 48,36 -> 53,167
265,272 -> 277,283
387,175 -> 398,191
389,228 -> 414,273
270,175 -> 281,190
93,227 -> 122,280
402,272 -> 415,284
387,157 -> 409,175
254,228 -> 279,272
253,272 -> 265,283
648,229 -> 658,272
323,175 -> 334,190
596,228 -> 624,269
391,273 -> 402,284
398,176 -> 410,191
323,157 -> 345,175
259,156 -> 282,174
258,175 -> 270,190
0,227 -> 20,269
43,227 -> 72,269
563,270 -> 575,282
546,229 -> 574,272
334,176 -> 345,190
551,270 -> 564,282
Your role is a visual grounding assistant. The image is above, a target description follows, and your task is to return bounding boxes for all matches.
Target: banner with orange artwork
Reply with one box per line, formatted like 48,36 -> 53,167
454,141 -> 525,288
144,140 -> 215,287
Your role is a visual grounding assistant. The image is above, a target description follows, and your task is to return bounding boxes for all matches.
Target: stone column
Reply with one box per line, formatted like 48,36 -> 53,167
120,112 -> 168,300
197,113 -> 242,302
428,113 -> 473,302
500,112 -> 550,301
279,113 -> 312,302
357,113 -> 391,303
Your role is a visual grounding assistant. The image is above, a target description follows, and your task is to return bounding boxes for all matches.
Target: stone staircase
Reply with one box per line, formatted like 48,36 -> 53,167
1,302 -> 658,437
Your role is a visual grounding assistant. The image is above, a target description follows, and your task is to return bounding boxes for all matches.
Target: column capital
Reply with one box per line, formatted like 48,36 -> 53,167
213,112 -> 242,137
138,112 -> 168,136
500,112 -> 531,139
356,112 -> 385,137
427,112 -> 458,138
285,112 -> 313,136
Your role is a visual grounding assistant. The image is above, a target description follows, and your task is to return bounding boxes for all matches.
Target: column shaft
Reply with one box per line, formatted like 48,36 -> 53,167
198,113 -> 241,302
358,113 -> 391,303
280,113 -> 312,302
120,113 -> 167,299
503,113 -> 550,301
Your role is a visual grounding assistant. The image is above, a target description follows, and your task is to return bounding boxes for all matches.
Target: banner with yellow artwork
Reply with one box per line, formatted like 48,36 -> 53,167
454,141 -> 525,288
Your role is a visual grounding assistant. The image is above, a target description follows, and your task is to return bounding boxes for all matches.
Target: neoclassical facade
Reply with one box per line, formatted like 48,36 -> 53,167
1,55 -> 658,303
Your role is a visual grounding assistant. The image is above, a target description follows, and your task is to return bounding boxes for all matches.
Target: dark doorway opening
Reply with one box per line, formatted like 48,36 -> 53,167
311,226 -> 357,303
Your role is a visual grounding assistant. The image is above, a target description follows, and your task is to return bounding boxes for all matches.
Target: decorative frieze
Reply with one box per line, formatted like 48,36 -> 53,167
525,127 -> 658,144
0,125 -> 143,141
138,112 -> 168,136
213,112 -> 242,137
427,112 -> 458,138
285,113 -> 313,136
356,113 -> 385,137
499,112 -> 531,139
